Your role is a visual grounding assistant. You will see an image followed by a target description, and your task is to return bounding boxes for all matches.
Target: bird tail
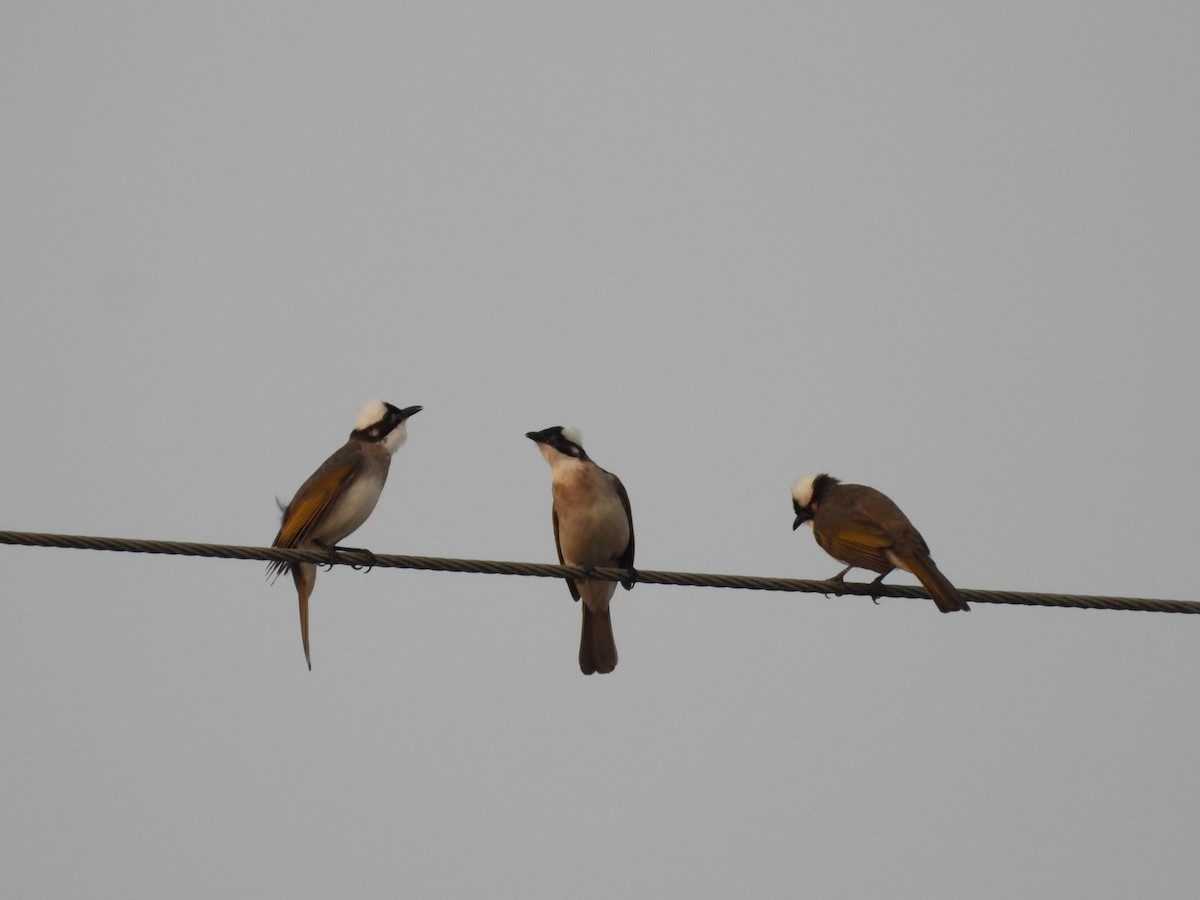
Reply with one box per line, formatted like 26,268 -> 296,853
291,563 -> 317,669
906,551 -> 969,613
579,606 -> 618,675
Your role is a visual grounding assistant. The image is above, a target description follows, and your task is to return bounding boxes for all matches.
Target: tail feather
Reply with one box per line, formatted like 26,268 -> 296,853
579,607 -> 618,675
906,551 -> 969,613
291,563 -> 317,669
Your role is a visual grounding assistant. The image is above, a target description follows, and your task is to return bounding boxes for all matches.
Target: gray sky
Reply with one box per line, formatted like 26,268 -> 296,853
3,3 -> 1199,897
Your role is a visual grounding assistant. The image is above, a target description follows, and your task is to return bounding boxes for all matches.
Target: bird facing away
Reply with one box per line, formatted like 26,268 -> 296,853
269,400 -> 422,668
527,426 -> 635,674
791,473 -> 968,613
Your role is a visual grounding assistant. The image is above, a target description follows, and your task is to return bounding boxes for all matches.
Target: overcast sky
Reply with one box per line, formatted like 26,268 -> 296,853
3,3 -> 1199,898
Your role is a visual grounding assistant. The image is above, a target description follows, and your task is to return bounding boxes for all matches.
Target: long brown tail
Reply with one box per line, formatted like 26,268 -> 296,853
291,563 -> 317,669
579,607 -> 618,674
905,551 -> 969,613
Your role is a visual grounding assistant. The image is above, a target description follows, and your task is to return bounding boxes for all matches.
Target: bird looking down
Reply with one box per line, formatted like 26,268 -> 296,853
791,473 -> 968,613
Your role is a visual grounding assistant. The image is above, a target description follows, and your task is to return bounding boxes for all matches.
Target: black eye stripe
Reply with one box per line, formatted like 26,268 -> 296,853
352,419 -> 397,442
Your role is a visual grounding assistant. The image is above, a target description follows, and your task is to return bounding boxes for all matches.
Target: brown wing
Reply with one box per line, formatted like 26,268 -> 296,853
553,506 -> 581,602
267,450 -> 362,578
847,484 -> 933,559
816,501 -> 895,574
609,471 -> 635,589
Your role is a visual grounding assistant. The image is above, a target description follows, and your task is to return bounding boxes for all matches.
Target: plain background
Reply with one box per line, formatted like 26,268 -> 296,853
3,3 -> 1199,897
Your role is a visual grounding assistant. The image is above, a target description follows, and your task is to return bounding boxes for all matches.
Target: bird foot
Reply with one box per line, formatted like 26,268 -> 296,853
868,573 -> 888,604
340,545 -> 378,572
317,543 -> 377,572
822,569 -> 850,598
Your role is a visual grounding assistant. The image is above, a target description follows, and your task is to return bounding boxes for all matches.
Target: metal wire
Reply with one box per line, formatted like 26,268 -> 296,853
0,529 -> 1196,614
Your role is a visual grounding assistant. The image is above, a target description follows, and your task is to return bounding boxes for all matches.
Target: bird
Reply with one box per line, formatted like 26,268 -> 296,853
791,473 -> 968,613
527,426 -> 635,674
269,400 -> 422,668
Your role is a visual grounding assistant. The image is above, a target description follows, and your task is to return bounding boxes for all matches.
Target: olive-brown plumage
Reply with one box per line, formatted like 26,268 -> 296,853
791,473 -> 968,613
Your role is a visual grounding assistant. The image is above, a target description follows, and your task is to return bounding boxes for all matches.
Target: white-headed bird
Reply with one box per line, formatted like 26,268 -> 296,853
270,400 -> 422,668
791,473 -> 968,613
527,426 -> 635,674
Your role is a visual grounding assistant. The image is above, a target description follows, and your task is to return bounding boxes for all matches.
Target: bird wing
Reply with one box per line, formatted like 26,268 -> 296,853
900,525 -> 932,558
609,471 -> 636,588
850,487 -> 932,558
818,505 -> 896,573
268,451 -> 363,577
553,506 -> 581,602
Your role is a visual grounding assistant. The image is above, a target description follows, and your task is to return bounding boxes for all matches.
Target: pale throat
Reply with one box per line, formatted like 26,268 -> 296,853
382,424 -> 407,455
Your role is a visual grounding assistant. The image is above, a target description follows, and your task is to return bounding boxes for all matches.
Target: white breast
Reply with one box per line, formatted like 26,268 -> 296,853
551,460 -> 629,566
313,469 -> 388,545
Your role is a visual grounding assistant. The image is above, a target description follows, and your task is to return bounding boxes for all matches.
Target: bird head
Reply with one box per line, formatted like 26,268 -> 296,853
526,425 -> 589,464
353,400 -> 422,454
792,473 -> 837,529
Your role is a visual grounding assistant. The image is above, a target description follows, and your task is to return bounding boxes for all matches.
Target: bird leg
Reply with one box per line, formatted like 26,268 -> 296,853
823,565 -> 853,597
316,542 -> 378,572
314,542 -> 338,571
868,571 -> 892,604
339,546 -> 378,572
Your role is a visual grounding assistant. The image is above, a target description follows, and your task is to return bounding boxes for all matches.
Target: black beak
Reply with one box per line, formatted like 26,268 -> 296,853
792,508 -> 811,531
526,429 -> 549,444
399,405 -> 423,420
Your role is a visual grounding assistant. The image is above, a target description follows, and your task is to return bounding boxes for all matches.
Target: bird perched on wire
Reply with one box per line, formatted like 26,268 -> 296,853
527,426 -> 635,674
270,400 -> 422,668
791,473 -> 968,613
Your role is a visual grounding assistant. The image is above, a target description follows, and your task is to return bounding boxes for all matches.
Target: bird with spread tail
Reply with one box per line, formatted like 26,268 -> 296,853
270,400 -> 422,668
791,473 -> 968,613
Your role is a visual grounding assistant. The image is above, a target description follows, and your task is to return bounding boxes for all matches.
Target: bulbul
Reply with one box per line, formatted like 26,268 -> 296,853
269,400 -> 422,668
791,473 -> 968,613
527,426 -> 635,674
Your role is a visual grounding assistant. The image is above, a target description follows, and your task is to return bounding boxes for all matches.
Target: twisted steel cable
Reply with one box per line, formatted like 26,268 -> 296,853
0,530 -> 1196,614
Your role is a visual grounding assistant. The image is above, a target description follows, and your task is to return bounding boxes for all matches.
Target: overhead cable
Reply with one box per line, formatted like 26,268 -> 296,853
0,530 -> 1195,614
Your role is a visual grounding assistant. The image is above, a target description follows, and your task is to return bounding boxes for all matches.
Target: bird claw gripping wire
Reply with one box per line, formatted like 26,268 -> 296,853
869,574 -> 888,605
822,568 -> 850,599
317,544 -> 377,572
341,546 -> 378,572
